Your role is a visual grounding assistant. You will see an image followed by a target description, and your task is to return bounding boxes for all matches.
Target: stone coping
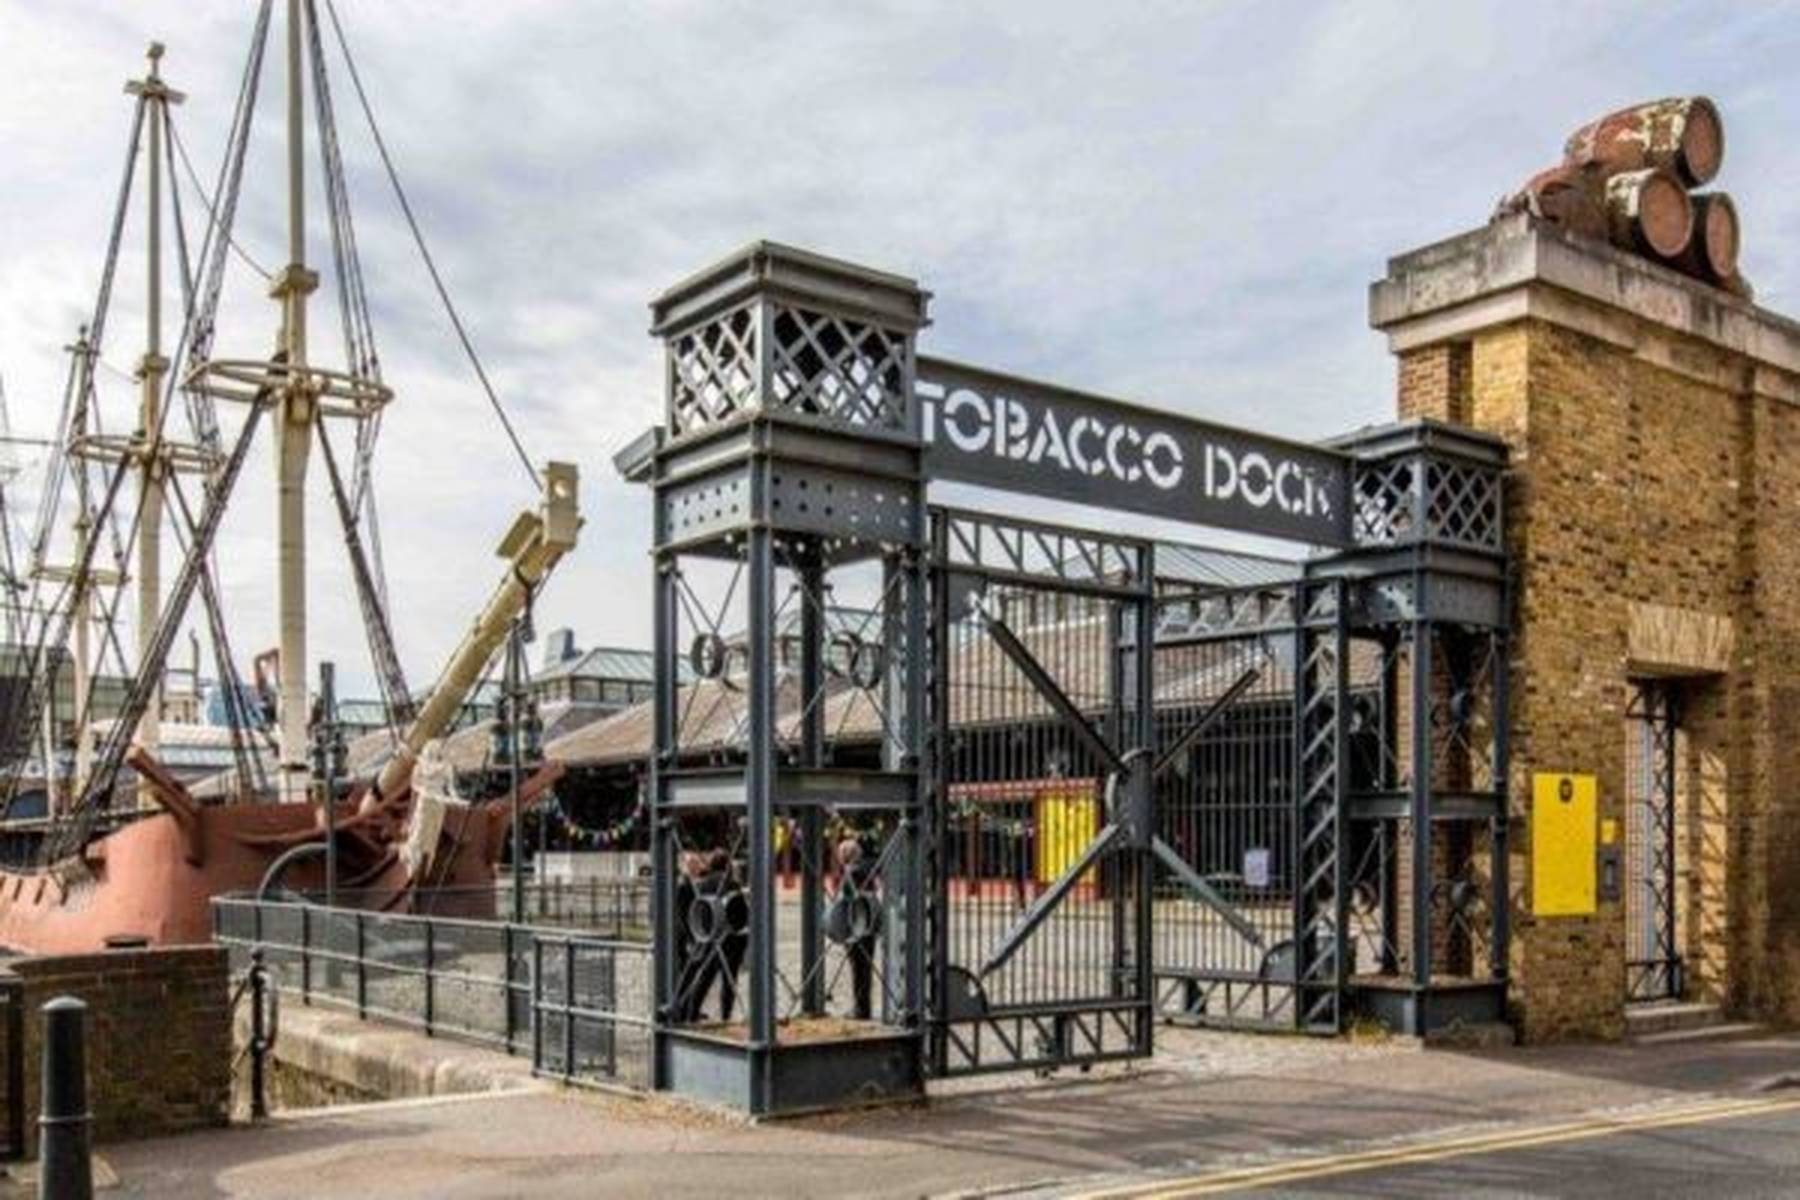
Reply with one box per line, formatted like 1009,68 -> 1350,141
1369,214 -> 1800,402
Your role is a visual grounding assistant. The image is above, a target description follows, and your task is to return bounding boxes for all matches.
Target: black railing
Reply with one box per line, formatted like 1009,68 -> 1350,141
285,880 -> 652,941
211,894 -> 652,1090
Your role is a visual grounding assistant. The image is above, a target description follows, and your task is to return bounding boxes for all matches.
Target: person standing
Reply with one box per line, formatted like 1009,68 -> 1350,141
671,851 -> 704,1022
827,837 -> 881,1020
685,848 -> 749,1022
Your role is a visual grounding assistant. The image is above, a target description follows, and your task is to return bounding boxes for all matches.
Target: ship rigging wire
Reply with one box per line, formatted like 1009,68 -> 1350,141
319,0 -> 544,493
9,0 -> 554,847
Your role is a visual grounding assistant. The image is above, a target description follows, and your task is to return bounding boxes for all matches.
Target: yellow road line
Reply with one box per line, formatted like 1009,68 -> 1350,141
1074,1093 -> 1800,1199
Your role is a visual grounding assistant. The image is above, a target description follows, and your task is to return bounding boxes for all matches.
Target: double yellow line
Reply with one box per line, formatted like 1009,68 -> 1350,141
1072,1093 -> 1800,1198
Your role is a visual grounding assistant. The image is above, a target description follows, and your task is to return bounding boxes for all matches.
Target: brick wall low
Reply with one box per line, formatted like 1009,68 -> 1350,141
2,945 -> 231,1155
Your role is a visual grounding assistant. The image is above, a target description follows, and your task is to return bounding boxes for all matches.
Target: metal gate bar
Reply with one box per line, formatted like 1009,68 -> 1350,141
1149,580 -> 1349,1032
1626,681 -> 1682,1002
927,508 -> 1156,1076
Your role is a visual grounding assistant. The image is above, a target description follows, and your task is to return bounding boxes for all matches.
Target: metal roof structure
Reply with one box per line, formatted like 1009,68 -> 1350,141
1151,541 -> 1301,590
534,644 -> 657,685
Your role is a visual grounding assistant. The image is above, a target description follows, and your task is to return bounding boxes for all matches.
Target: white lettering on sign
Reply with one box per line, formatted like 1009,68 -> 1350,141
924,385 -> 1331,519
932,387 -> 1185,492
1203,444 -> 1328,518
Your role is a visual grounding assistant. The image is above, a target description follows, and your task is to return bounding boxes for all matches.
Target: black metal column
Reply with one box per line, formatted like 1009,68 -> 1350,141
1408,584 -> 1434,1000
798,554 -> 825,1017
649,550 -> 677,1089
744,522 -> 776,1062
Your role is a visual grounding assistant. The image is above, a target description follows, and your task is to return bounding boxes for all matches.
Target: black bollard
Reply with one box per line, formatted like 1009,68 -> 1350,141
38,995 -> 92,1200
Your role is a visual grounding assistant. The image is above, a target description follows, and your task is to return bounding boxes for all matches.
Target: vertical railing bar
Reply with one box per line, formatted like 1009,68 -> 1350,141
355,911 -> 367,1019
564,937 -> 576,1082
504,924 -> 517,1055
424,918 -> 436,1037
301,902 -> 312,1004
531,935 -> 543,1075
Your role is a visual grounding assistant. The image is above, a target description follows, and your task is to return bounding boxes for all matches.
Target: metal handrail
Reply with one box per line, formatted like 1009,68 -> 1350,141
227,947 -> 279,1120
210,895 -> 650,1070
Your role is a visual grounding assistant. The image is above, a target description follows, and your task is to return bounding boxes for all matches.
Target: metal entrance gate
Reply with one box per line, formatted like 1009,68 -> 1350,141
1149,581 -> 1348,1033
1625,682 -> 1682,1002
628,243 -> 1513,1109
926,510 -> 1156,1075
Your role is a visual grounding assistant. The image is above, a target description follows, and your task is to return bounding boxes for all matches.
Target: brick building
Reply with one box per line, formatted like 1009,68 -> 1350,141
1371,212 -> 1800,1040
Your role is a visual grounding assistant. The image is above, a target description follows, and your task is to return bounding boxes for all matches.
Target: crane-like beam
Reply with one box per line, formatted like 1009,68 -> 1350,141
374,462 -> 580,803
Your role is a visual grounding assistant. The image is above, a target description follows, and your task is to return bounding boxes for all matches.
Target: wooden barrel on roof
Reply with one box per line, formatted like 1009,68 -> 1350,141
1669,192 -> 1740,283
1499,163 -> 1609,242
1564,96 -> 1724,187
1604,168 -> 1693,259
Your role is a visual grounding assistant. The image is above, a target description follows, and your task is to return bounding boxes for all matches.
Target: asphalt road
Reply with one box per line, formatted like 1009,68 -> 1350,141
51,1026 -> 1800,1199
1064,1093 -> 1800,1198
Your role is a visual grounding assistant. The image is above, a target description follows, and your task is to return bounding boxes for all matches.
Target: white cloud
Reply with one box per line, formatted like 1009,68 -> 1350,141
2,0 -> 1795,697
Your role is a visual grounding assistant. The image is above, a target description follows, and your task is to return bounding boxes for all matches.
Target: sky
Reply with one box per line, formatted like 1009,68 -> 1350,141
1,1 -> 1797,699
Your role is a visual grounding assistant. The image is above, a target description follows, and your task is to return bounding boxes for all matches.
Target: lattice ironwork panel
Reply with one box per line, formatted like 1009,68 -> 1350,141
1626,682 -> 1682,1003
660,549 -> 912,765
1350,457 -> 1418,547
1344,819 -> 1501,984
769,302 -> 912,433
1424,459 -> 1503,552
1426,626 -> 1503,794
667,301 -> 758,436
1350,453 -> 1503,554
1427,824 -> 1497,980
934,508 -> 1147,594
1293,591 -> 1347,1033
1156,586 -> 1298,643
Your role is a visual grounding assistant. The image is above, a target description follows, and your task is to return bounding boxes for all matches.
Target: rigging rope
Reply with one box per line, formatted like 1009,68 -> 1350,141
165,471 -> 271,800
168,123 -> 272,283
316,413 -> 414,732
54,396 -> 270,859
13,5 -> 278,840
303,0 -> 394,629
320,0 -> 542,492
184,0 -> 276,461
2,94 -> 151,820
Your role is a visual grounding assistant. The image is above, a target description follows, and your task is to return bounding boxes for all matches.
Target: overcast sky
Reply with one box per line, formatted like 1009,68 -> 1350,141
2,1 -> 1796,697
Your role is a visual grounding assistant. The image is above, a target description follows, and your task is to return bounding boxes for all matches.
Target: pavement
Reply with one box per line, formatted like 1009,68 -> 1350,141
30,1025 -> 1800,1198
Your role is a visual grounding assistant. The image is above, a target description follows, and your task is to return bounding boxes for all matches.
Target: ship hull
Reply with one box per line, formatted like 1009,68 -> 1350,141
0,793 -> 518,956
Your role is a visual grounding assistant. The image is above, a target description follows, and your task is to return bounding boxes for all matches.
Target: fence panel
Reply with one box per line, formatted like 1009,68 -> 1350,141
212,894 -> 652,1089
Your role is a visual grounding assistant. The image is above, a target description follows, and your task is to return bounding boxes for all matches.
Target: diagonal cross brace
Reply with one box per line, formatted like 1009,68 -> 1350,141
980,821 -> 1124,979
1151,663 -> 1262,779
979,603 -> 1125,777
1151,837 -> 1264,949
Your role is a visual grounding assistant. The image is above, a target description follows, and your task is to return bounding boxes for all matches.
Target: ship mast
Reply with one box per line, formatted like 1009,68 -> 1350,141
56,45 -> 211,807
184,0 -> 395,802
274,0 -> 317,802
32,330 -> 121,805
126,43 -> 182,765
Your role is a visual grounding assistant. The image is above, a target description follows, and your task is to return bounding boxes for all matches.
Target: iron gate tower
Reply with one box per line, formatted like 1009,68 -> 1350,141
641,244 -> 932,1115
625,243 -> 1513,1110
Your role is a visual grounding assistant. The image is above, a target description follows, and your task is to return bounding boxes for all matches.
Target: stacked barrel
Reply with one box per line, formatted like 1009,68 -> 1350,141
1498,97 -> 1748,298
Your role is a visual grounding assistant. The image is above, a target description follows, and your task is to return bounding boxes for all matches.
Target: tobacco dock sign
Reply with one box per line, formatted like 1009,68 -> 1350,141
916,356 -> 1354,547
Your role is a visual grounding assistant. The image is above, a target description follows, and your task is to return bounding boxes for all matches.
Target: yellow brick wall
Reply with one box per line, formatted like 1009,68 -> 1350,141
1397,319 -> 1800,1040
